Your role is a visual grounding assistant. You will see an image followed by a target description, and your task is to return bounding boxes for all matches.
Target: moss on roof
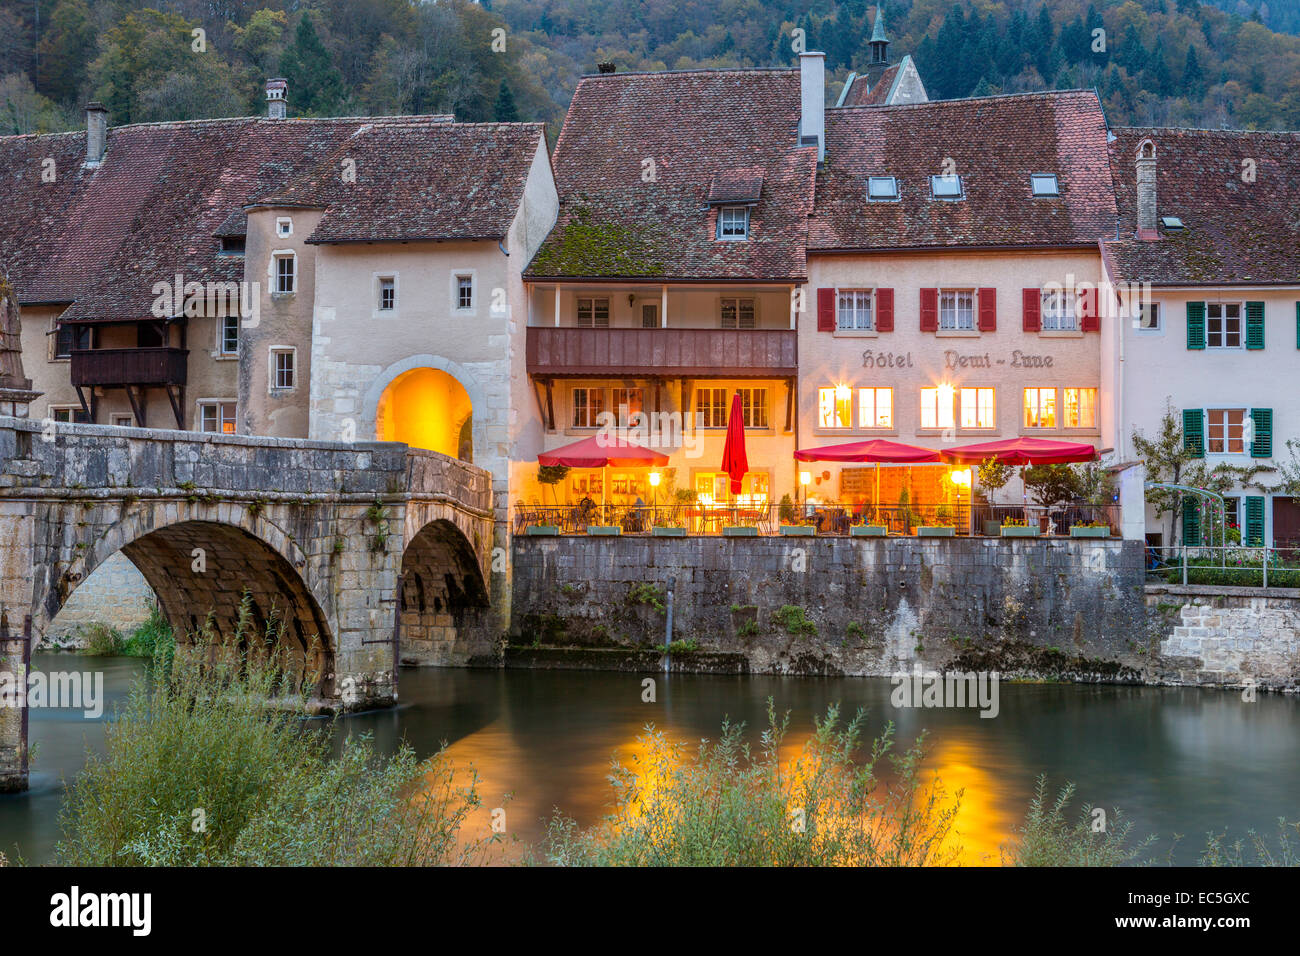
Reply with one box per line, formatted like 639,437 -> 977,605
527,205 -> 666,277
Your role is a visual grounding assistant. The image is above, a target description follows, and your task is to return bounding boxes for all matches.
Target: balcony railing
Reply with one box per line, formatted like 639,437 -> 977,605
526,326 -> 797,377
70,348 -> 189,388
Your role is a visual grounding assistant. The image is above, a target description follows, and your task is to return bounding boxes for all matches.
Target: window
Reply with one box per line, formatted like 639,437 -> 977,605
1030,174 -> 1059,196
571,387 -> 605,428
818,386 -> 851,429
858,387 -> 893,428
576,297 -> 609,328
54,324 -> 90,359
1040,289 -> 1077,331
198,401 -> 237,434
738,387 -> 768,428
612,387 -> 643,425
720,297 -> 756,329
1207,409 -> 1247,454
920,386 -> 956,430
867,176 -> 899,201
1064,388 -> 1098,429
274,255 -> 295,294
1160,216 -> 1185,230
49,406 -> 89,424
276,217 -> 292,237
1137,302 -> 1160,330
939,290 -> 974,331
717,206 -> 749,240
271,348 -> 295,390
930,174 -> 963,199
112,414 -> 134,428
1024,387 -> 1057,428
219,236 -> 245,255
220,315 -> 239,355
959,387 -> 995,429
695,387 -> 728,428
836,290 -> 874,331
1206,303 -> 1242,348
641,303 -> 659,328
456,275 -> 473,310
378,277 -> 396,312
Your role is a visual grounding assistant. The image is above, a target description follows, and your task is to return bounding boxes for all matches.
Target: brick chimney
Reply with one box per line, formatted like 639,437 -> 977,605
266,78 -> 288,119
1136,139 -> 1158,240
799,51 -> 825,162
596,62 -> 615,74
84,102 -> 107,166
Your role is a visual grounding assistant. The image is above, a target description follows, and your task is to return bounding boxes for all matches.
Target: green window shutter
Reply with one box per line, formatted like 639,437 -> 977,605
1186,301 -> 1205,350
1182,408 -> 1204,458
1250,408 -> 1273,457
1244,496 -> 1265,547
1182,501 -> 1201,546
1295,301 -> 1299,349
1245,301 -> 1265,350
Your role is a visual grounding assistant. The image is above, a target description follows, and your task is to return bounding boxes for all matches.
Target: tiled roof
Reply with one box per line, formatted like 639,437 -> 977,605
255,122 -> 545,244
840,65 -> 900,107
707,167 -> 764,204
808,90 -> 1116,251
1105,126 -> 1300,286
526,69 -> 817,282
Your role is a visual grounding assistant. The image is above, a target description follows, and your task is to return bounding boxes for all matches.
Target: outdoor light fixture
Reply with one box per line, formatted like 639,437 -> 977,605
800,470 -> 811,510
949,468 -> 971,487
648,470 -> 660,523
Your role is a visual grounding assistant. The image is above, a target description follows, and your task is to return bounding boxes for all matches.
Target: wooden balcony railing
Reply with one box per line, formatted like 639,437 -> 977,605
526,326 -> 797,378
70,348 -> 189,388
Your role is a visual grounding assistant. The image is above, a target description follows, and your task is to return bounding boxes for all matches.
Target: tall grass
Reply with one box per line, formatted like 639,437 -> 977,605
1001,776 -> 1154,866
540,700 -> 962,866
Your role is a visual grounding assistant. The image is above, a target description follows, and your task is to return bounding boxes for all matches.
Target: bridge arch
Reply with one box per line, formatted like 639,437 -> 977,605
363,355 -> 486,463
398,517 -> 491,666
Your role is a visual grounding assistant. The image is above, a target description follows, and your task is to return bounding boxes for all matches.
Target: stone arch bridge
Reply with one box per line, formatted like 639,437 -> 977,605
0,416 -> 502,792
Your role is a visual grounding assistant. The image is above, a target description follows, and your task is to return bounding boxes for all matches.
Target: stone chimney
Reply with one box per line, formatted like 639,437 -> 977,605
84,102 -> 107,166
799,51 -> 825,162
596,62 -> 616,74
1136,139 -> 1158,240
266,78 -> 288,120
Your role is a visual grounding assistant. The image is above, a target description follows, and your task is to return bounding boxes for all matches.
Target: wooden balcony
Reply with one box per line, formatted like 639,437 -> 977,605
70,348 -> 189,388
526,327 -> 797,378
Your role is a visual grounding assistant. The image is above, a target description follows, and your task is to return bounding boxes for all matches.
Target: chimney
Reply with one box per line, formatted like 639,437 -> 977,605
265,77 -> 288,119
84,102 -> 107,165
1136,139 -> 1158,239
799,51 -> 825,162
596,62 -> 616,74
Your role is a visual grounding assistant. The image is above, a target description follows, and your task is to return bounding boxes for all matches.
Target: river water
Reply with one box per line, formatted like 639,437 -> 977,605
2,653 -> 1297,864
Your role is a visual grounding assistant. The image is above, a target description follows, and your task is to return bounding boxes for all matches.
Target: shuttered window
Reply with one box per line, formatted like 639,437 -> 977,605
1250,408 -> 1273,458
1245,301 -> 1265,349
1244,496 -> 1265,547
1182,408 -> 1204,458
1182,501 -> 1201,546
1186,301 -> 1205,350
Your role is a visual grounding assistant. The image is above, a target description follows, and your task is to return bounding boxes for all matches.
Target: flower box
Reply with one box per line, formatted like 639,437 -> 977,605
525,525 -> 559,536
780,525 -> 817,536
1069,526 -> 1110,538
723,526 -> 758,537
918,526 -> 956,537
982,520 -> 1003,537
652,526 -> 686,537
850,525 -> 888,537
586,525 -> 622,536
1000,525 -> 1041,538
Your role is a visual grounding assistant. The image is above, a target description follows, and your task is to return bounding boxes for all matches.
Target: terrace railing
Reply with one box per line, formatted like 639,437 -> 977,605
1145,544 -> 1300,588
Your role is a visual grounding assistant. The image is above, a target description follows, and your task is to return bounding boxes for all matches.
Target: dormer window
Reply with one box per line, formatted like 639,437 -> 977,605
1031,174 -> 1059,196
717,206 -> 750,240
930,174 -> 964,200
867,176 -> 899,201
219,236 -> 245,256
1161,216 -> 1185,230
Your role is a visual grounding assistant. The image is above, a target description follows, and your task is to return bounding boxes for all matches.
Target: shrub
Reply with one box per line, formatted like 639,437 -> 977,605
79,622 -> 125,656
773,604 -> 817,638
120,604 -> 175,660
1001,776 -> 1153,866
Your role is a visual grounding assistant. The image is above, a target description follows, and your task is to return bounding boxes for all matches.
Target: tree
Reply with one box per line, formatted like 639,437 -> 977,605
493,79 -> 518,121
1132,405 -> 1199,547
1183,43 -> 1205,98
35,0 -> 97,103
1022,464 -> 1081,509
977,458 -> 1014,504
280,12 -> 345,116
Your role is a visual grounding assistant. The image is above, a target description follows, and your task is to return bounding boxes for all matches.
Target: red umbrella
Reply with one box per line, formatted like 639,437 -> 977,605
538,434 -> 669,468
720,392 -> 748,495
794,439 -> 942,463
940,437 -> 1098,466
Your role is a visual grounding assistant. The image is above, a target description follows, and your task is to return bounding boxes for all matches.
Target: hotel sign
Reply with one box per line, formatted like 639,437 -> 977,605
861,349 -> 1057,370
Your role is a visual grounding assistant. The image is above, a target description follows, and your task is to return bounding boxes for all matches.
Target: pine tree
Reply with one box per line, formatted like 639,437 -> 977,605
493,79 -> 518,121
1147,37 -> 1172,96
36,0 -> 96,102
280,13 -> 344,116
1183,44 -> 1205,98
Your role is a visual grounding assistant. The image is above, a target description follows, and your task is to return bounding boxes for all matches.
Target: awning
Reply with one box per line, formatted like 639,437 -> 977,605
940,437 -> 1098,466
537,435 -> 669,469
794,438 -> 943,463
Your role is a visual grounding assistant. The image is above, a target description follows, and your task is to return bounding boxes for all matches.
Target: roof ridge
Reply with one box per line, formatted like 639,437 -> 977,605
1113,124 -> 1300,137
834,88 -> 1097,112
1,112 -> 458,143
577,66 -> 797,79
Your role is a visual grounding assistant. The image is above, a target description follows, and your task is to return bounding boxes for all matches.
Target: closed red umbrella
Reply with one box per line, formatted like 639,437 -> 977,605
720,392 -> 748,495
794,439 -> 942,463
940,436 -> 1098,466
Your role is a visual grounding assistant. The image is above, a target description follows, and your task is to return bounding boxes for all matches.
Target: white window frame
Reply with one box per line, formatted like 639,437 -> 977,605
275,217 -> 293,237
717,206 -> 750,241
576,296 -> 610,328
867,176 -> 899,201
1063,387 -> 1098,429
269,347 -> 296,392
375,274 -> 398,315
1206,302 -> 1244,349
939,289 -> 975,331
196,399 -> 238,435
1030,173 -> 1059,196
1206,408 -> 1248,455
858,387 -> 893,429
271,251 -> 296,295
836,289 -> 874,331
920,387 -> 956,430
1135,301 -> 1161,332
818,386 -> 851,430
218,314 -> 239,357
1040,289 -> 1077,331
47,404 -> 88,424
1023,387 -> 1057,429
930,174 -> 964,200
453,272 -> 475,313
720,297 -> 756,329
959,387 -> 996,429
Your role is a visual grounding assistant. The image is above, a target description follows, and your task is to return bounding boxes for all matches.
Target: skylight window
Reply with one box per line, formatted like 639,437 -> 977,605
867,176 -> 899,201
1031,173 -> 1059,196
930,174 -> 964,199
1161,216 -> 1185,230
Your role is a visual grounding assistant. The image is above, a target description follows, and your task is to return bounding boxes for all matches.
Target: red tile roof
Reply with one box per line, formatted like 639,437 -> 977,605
1105,126 -> 1300,286
526,69 -> 817,282
840,65 -> 900,107
809,90 -> 1116,252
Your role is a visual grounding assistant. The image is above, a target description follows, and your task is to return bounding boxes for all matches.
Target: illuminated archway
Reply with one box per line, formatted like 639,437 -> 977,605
374,367 -> 473,460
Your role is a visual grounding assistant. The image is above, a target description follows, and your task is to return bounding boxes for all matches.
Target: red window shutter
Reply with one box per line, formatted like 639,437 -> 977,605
919,288 -> 938,332
1022,288 -> 1041,332
816,288 -> 836,332
1080,288 -> 1100,332
875,288 -> 894,332
977,288 -> 996,332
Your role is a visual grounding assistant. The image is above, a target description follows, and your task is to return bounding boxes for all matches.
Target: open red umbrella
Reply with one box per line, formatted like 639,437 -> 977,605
794,439 -> 942,463
720,392 -> 748,495
538,434 -> 669,469
940,436 -> 1098,466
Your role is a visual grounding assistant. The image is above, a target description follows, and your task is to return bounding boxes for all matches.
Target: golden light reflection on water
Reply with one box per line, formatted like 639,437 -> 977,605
926,737 -> 1016,866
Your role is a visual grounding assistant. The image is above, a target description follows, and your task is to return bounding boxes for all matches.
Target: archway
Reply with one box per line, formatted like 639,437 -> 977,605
398,519 -> 490,666
375,367 -> 473,461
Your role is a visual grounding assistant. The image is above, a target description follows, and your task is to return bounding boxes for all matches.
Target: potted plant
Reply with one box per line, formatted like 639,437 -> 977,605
850,517 -> 887,537
587,524 -> 622,535
978,458 -> 1014,536
1069,520 -> 1111,538
917,523 -> 956,536
525,524 -> 559,536
1000,517 -> 1040,538
778,492 -> 815,535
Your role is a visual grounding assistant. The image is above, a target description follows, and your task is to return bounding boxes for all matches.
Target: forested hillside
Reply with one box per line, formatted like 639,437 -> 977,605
2,0 -> 1298,136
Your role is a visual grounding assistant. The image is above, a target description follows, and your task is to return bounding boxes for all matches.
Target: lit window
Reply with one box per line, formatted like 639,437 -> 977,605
1031,174 -> 1059,196
571,387 -> 605,428
930,174 -> 963,199
378,277 -> 396,311
1064,388 -> 1097,429
612,387 -> 643,426
858,387 -> 893,428
959,387 -> 995,428
920,386 -> 955,430
1040,289 -> 1077,331
717,206 -> 750,240
1137,302 -> 1160,330
1024,387 -> 1057,428
456,275 -> 473,310
720,297 -> 756,329
818,386 -> 851,429
837,290 -> 874,331
695,387 -> 729,428
199,401 -> 237,434
739,387 -> 769,428
867,176 -> 898,200
220,315 -> 239,355
1207,409 -> 1246,454
274,255 -> 295,294
939,290 -> 974,330
1206,303 -> 1242,348
576,297 -> 609,328
271,348 -> 295,389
